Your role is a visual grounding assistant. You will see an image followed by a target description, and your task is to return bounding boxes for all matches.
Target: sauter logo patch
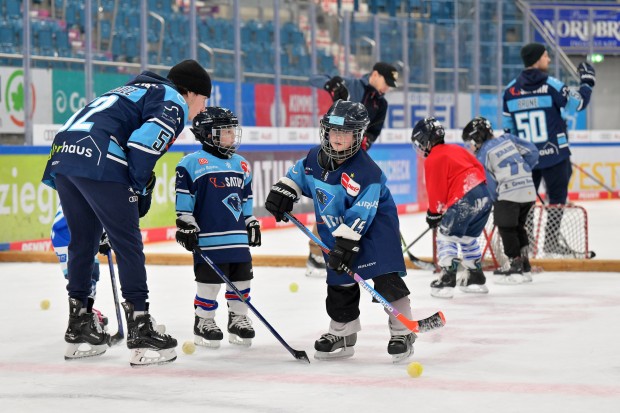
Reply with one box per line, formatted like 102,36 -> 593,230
341,173 -> 360,196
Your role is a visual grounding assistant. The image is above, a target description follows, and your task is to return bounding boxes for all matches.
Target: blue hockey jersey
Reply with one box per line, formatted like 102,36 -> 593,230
286,146 -> 405,285
502,69 -> 592,170
175,150 -> 254,265
475,133 -> 539,203
42,72 -> 188,193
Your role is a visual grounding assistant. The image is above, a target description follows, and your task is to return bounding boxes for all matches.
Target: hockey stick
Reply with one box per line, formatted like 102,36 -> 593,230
571,162 -> 617,197
400,228 -> 436,271
106,250 -> 124,346
285,212 -> 446,333
193,248 -> 310,363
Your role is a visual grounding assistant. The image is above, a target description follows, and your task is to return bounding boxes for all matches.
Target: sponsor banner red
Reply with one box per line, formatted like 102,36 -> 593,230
254,84 -> 332,127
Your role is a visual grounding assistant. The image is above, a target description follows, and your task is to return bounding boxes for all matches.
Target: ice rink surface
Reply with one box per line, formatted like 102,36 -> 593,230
1,201 -> 619,412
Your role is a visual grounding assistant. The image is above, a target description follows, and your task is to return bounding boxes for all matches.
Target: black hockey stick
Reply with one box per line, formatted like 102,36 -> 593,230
400,228 -> 436,271
106,250 -> 124,346
285,213 -> 445,333
193,248 -> 310,363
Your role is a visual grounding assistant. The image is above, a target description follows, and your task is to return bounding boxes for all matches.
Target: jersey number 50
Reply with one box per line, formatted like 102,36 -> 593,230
514,110 -> 548,143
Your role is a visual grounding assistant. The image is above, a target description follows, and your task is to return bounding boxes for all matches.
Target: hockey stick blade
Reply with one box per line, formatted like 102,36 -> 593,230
285,212 -> 446,334
193,248 -> 310,363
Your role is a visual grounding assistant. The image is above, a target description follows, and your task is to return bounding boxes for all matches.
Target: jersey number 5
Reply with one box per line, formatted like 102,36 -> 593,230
514,110 -> 548,143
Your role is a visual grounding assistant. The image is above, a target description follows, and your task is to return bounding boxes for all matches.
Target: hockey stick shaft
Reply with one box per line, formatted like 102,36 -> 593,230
106,250 -> 124,345
193,248 -> 310,363
571,162 -> 616,195
401,227 -> 432,254
400,230 -> 436,271
285,213 -> 445,333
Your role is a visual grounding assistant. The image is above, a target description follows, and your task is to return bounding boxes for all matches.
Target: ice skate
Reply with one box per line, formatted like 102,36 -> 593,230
388,333 -> 416,363
314,332 -> 357,360
228,312 -> 255,346
194,315 -> 223,349
430,259 -> 458,298
521,247 -> 533,283
122,302 -> 177,367
305,253 -> 327,277
64,298 -> 110,360
458,260 -> 489,294
87,298 -> 109,330
493,257 -> 524,285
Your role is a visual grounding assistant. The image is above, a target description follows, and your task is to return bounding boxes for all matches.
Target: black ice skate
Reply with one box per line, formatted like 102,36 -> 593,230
388,333 -> 417,363
521,246 -> 533,283
314,332 -> 357,360
194,315 -> 223,349
458,260 -> 489,294
64,298 -> 110,360
228,312 -> 255,346
493,256 -> 524,285
122,302 -> 177,367
305,253 -> 327,277
430,259 -> 459,298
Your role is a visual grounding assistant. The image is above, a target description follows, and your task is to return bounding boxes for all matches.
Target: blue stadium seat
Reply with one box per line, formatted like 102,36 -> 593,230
0,19 -> 15,50
6,0 -> 21,19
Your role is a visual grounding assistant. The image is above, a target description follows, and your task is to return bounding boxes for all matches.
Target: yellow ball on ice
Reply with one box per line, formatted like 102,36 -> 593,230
289,282 -> 299,293
182,341 -> 196,355
40,299 -> 50,310
407,361 -> 423,378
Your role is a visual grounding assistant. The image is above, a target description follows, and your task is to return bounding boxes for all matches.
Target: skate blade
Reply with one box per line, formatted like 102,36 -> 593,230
194,335 -> 221,349
459,284 -> 489,294
129,348 -> 177,367
522,273 -> 533,283
314,347 -> 355,360
228,334 -> 252,347
391,348 -> 414,364
64,342 -> 108,360
430,287 -> 454,299
493,274 -> 523,285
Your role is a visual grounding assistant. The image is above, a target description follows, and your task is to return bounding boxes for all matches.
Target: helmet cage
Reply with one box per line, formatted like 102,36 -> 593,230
411,117 -> 445,157
320,121 -> 365,162
192,108 -> 241,156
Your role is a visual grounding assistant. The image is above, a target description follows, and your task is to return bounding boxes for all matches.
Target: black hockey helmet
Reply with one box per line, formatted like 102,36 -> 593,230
320,100 -> 370,162
191,107 -> 241,157
462,116 -> 493,150
411,117 -> 445,157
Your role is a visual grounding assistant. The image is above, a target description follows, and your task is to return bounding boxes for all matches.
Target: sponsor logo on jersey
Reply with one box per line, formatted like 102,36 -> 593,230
241,161 -> 250,174
355,200 -> 378,209
304,166 -> 313,175
225,177 -> 244,188
341,173 -> 360,196
49,136 -> 102,165
162,105 -> 181,124
209,177 -> 225,188
539,142 -> 559,157
315,188 -> 335,214
222,193 -> 243,221
198,158 -> 208,165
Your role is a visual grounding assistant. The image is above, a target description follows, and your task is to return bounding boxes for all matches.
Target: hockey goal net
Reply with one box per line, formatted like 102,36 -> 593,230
479,204 -> 594,269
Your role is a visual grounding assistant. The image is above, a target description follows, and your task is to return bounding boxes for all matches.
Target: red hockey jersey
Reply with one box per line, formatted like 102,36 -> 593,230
424,144 -> 486,214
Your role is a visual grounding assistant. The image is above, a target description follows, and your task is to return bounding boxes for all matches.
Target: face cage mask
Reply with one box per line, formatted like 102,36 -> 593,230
412,138 -> 431,158
210,125 -> 242,156
320,125 -> 364,162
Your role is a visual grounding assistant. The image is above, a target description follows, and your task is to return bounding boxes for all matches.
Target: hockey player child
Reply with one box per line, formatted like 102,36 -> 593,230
265,100 -> 416,362
462,117 -> 539,284
42,59 -> 211,366
411,117 -> 492,299
175,107 -> 261,349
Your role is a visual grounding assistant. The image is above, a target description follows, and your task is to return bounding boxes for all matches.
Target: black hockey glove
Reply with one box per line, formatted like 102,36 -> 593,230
246,219 -> 262,247
265,181 -> 298,222
323,76 -> 349,102
137,172 -> 156,218
176,217 -> 199,252
327,237 -> 360,274
98,231 -> 111,255
578,62 -> 595,87
426,210 -> 443,229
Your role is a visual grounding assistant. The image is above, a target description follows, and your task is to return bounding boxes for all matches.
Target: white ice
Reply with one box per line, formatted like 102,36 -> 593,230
1,201 -> 619,412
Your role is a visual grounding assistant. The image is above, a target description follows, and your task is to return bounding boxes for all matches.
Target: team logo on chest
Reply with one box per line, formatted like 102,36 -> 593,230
222,193 -> 243,221
341,173 -> 360,196
315,188 -> 335,214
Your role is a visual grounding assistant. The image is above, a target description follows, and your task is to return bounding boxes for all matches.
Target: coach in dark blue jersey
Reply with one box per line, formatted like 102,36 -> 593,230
42,59 -> 211,366
503,43 -> 595,205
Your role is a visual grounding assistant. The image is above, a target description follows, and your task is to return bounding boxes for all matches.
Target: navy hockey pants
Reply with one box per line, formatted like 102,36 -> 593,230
55,174 -> 149,311
532,157 -> 572,205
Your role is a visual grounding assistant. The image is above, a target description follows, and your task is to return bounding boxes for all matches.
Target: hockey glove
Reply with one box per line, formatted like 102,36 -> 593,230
98,231 -> 111,255
323,76 -> 349,102
176,216 -> 200,252
578,62 -> 595,87
137,172 -> 156,218
265,181 -> 298,222
246,218 -> 262,247
426,210 -> 443,229
327,237 -> 360,274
